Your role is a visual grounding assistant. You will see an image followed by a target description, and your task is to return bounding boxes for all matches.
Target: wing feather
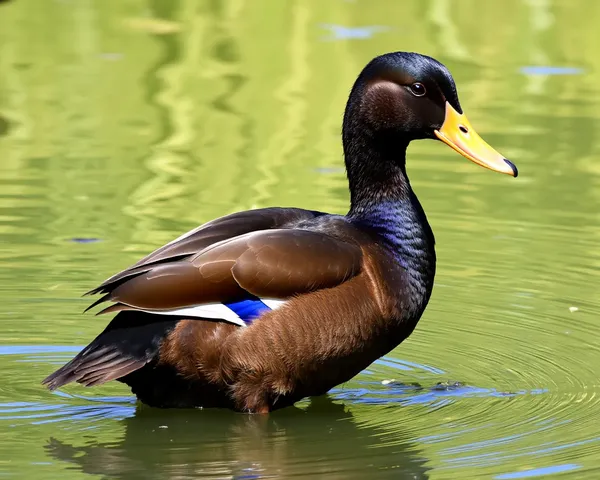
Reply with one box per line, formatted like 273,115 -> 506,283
83,210 -> 363,323
90,208 -> 320,294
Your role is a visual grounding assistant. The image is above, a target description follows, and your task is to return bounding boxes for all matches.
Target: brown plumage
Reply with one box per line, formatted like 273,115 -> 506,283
42,52 -> 517,413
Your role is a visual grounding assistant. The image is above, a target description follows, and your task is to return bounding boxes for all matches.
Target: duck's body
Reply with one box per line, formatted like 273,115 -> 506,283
45,201 -> 434,412
43,52 -> 516,412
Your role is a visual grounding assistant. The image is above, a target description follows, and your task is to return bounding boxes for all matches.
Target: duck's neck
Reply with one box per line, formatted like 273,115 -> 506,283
346,137 -> 412,214
344,131 -> 436,310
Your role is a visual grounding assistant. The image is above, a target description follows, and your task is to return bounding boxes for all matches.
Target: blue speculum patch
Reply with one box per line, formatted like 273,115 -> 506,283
224,298 -> 271,324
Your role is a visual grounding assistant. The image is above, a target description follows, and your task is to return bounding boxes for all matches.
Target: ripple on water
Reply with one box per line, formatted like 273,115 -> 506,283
2,305 -> 600,479
0,346 -> 135,426
0,345 -> 542,424
397,212 -> 600,477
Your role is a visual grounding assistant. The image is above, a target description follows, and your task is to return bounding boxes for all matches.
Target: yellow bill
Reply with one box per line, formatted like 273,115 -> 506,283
434,102 -> 518,177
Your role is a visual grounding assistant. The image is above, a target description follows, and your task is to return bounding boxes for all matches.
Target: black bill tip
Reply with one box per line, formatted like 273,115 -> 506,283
503,159 -> 518,178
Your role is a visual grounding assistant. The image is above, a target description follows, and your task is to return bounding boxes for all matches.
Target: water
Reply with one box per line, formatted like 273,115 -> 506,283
1,0 -> 600,478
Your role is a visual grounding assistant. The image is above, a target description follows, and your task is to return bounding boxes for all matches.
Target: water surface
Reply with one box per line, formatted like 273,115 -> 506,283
1,0 -> 600,478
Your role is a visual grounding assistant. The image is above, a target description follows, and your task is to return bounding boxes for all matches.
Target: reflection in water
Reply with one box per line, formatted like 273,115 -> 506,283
520,66 -> 585,76
320,24 -> 391,41
0,115 -> 10,136
45,398 -> 429,480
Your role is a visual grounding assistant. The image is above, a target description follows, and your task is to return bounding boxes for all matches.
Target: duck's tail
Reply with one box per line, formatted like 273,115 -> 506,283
42,311 -> 179,391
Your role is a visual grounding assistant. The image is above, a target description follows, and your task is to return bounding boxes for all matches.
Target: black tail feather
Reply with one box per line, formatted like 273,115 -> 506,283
42,312 -> 179,391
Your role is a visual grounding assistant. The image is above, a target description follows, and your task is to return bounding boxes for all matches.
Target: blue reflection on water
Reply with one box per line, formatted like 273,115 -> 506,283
320,24 -> 390,40
0,346 -> 82,355
495,463 -> 581,478
70,237 -> 102,243
520,66 -> 584,76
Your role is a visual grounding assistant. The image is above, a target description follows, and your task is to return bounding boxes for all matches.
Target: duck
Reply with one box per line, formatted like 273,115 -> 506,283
42,52 -> 517,413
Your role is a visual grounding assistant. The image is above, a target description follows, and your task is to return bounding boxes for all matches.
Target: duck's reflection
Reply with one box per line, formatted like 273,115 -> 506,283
46,397 -> 429,479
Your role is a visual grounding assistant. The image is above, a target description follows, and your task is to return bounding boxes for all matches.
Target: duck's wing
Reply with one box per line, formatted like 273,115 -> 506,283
86,212 -> 363,327
87,207 -> 320,297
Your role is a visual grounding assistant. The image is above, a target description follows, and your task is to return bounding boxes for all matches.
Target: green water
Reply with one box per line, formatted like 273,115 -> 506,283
1,0 -> 600,478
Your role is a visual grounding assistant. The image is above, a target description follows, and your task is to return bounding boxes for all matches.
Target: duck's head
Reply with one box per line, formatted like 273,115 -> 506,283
343,52 -> 517,178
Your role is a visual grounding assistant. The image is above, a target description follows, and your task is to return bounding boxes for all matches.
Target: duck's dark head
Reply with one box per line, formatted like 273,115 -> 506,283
343,52 -> 517,190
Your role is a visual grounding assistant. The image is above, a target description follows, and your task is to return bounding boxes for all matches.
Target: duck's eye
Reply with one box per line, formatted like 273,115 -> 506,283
409,83 -> 426,97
